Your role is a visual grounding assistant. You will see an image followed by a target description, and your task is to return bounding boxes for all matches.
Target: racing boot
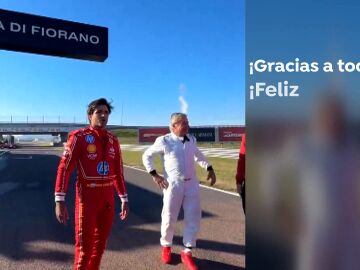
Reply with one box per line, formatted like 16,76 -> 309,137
181,250 -> 198,270
161,246 -> 172,264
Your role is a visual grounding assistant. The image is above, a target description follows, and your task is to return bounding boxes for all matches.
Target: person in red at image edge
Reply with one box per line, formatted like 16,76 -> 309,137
236,133 -> 246,214
54,98 -> 129,270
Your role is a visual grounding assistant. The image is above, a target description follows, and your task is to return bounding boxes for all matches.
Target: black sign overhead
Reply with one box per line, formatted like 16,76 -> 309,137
189,127 -> 216,142
0,9 -> 108,62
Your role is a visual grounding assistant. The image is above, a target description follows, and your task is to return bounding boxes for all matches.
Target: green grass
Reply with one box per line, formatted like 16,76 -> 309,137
113,128 -> 241,149
112,129 -> 138,144
198,142 -> 240,149
122,150 -> 238,193
114,129 -> 239,192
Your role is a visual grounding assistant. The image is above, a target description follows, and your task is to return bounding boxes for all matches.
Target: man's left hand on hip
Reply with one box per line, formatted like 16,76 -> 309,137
207,170 -> 216,186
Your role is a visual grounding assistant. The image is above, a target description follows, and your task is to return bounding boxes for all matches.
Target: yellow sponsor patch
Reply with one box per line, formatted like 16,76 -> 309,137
87,144 -> 97,153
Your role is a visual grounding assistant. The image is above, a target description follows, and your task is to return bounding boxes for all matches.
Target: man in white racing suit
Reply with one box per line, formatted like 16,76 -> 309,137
142,112 -> 216,270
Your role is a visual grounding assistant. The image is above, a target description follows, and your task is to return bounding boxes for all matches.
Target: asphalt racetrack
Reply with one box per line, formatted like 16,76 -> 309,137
0,147 -> 245,269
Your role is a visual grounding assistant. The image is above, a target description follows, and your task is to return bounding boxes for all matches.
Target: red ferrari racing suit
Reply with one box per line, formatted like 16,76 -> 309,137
55,126 -> 128,270
236,133 -> 246,213
236,133 -> 246,185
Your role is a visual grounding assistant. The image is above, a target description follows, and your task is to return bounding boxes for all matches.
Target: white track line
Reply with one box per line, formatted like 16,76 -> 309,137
124,165 -> 239,197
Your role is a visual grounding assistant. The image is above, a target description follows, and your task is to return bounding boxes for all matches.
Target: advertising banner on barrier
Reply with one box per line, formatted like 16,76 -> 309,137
189,127 -> 215,142
0,8 -> 108,61
219,127 -> 245,142
138,128 -> 169,143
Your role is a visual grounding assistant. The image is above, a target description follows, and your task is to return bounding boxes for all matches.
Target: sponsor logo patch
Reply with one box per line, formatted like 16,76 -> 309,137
108,146 -> 115,159
97,161 -> 109,175
62,150 -> 70,158
85,134 -> 95,144
87,153 -> 98,160
87,144 -> 97,153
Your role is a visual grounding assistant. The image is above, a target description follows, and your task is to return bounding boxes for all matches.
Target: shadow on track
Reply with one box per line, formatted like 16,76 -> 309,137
0,152 -> 243,266
0,152 -> 73,262
161,253 -> 245,270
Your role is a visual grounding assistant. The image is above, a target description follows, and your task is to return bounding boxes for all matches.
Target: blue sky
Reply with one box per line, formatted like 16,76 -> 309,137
0,0 -> 244,126
246,0 -> 360,121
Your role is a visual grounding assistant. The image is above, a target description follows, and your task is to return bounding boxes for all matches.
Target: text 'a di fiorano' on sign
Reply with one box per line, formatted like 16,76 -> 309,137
248,58 -> 360,100
0,20 -> 100,45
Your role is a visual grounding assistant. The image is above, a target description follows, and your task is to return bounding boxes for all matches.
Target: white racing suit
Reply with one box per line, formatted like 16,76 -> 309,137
142,132 -> 211,248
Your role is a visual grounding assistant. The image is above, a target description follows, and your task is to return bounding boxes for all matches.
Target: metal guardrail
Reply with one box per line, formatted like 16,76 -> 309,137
0,115 -> 87,124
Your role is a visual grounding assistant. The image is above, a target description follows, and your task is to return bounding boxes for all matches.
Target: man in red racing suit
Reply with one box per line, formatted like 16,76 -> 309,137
54,98 -> 129,270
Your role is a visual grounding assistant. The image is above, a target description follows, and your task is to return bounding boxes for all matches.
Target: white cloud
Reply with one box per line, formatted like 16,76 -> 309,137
178,83 -> 189,114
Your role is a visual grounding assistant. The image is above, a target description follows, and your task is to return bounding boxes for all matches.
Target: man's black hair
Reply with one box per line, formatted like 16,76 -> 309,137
87,98 -> 114,115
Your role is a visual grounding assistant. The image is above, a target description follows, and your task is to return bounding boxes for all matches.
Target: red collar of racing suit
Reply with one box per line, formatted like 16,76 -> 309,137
89,126 -> 108,139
